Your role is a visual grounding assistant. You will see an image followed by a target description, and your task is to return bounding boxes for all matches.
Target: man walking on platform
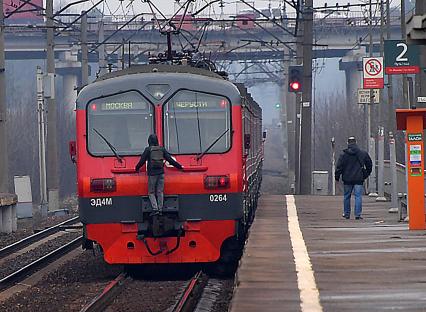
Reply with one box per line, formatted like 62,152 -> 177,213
335,136 -> 372,220
135,134 -> 183,216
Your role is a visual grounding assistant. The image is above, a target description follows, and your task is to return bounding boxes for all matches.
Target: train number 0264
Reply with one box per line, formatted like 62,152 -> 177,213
209,194 -> 227,202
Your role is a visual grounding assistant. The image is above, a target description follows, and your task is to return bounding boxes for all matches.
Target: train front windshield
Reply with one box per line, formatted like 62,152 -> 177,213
87,91 -> 154,156
163,90 -> 231,155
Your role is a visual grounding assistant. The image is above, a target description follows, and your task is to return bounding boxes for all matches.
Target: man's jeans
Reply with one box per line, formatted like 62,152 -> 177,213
148,174 -> 165,211
343,184 -> 364,218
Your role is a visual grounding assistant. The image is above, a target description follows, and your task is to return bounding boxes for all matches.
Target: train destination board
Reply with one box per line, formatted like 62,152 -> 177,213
94,101 -> 147,111
174,101 -> 209,108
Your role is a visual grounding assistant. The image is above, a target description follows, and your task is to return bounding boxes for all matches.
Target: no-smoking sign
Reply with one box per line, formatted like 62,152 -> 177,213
363,57 -> 384,89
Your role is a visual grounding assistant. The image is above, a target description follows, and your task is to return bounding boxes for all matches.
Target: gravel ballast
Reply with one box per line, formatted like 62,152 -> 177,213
0,250 -> 123,312
0,231 -> 81,280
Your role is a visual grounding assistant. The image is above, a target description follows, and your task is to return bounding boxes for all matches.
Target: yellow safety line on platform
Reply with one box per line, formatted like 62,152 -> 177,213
286,195 -> 323,312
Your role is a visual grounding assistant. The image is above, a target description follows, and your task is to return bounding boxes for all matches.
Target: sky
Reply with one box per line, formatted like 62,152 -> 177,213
68,0 -> 404,124
71,0 -> 404,17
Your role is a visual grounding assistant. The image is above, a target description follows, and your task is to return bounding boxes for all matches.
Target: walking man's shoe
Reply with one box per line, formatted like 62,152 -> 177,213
355,216 -> 363,220
342,214 -> 350,219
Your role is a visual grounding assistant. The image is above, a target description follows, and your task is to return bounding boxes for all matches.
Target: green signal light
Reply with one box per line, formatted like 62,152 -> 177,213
275,103 -> 280,108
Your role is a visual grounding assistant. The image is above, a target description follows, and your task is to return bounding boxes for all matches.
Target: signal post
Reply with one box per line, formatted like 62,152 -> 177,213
396,108 -> 426,230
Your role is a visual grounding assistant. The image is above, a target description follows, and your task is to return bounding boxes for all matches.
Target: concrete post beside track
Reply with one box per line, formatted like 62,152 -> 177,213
36,67 -> 47,216
0,193 -> 17,233
376,126 -> 387,202
388,133 -> 399,213
46,0 -> 59,213
0,0 -> 8,193
300,0 -> 313,194
81,11 -> 89,87
98,20 -> 107,76
368,137 -> 378,196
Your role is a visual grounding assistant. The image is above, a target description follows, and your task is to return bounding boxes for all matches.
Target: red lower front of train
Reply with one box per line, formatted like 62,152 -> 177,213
86,220 -> 236,264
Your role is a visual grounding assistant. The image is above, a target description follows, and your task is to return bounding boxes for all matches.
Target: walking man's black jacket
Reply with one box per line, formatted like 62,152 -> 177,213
335,143 -> 372,185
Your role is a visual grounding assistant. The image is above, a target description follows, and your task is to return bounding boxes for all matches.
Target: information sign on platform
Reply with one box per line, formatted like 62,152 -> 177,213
384,40 -> 420,75
363,57 -> 384,89
357,89 -> 380,104
409,144 -> 422,171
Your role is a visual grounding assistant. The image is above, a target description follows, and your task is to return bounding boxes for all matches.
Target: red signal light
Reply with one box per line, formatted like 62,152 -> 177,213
290,82 -> 300,91
288,65 -> 303,92
220,99 -> 227,108
91,103 -> 97,111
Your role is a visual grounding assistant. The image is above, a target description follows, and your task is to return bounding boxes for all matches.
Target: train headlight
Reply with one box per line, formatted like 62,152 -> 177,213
90,178 -> 116,193
204,175 -> 230,189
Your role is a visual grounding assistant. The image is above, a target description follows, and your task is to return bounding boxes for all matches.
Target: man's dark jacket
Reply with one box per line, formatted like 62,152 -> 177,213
335,143 -> 372,185
135,134 -> 183,176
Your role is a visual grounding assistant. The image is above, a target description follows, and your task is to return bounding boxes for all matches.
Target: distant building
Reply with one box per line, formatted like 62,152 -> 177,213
3,0 -> 43,24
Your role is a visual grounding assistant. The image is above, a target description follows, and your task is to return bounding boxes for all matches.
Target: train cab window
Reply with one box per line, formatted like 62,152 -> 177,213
163,90 -> 231,155
87,91 -> 154,156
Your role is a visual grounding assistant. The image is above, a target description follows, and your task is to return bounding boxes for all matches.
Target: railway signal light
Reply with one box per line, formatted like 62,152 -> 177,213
288,65 -> 303,93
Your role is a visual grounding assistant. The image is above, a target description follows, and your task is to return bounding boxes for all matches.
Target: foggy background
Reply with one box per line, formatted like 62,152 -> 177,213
5,0 -> 413,200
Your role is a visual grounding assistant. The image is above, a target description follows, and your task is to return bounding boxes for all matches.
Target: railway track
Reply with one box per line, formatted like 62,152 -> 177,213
0,236 -> 82,291
79,270 -> 207,312
0,216 -> 80,259
80,272 -> 130,312
171,271 -> 207,312
0,216 -> 82,292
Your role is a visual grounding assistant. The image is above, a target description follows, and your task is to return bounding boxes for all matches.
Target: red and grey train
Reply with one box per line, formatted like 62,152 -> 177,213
73,64 -> 263,267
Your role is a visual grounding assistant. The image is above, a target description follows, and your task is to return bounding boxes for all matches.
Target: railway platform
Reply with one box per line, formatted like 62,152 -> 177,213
230,195 -> 426,312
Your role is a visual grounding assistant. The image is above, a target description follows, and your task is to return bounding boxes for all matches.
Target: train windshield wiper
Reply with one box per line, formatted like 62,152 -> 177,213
196,128 -> 230,161
92,128 -> 124,163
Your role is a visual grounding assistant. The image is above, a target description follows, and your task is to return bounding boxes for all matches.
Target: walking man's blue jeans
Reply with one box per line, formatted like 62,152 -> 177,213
343,184 -> 364,218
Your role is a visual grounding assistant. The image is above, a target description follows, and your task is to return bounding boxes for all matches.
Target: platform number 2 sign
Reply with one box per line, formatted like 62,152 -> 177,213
384,40 -> 420,74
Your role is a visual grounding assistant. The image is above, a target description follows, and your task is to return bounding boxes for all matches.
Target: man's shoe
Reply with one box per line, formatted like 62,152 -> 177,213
355,216 -> 363,220
342,214 -> 350,219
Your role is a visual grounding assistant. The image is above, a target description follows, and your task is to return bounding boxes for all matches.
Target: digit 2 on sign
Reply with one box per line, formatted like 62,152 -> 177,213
396,42 -> 408,62
209,194 -> 227,202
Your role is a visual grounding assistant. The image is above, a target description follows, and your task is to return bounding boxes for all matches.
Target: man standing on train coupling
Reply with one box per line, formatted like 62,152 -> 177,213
135,134 -> 183,216
334,136 -> 372,220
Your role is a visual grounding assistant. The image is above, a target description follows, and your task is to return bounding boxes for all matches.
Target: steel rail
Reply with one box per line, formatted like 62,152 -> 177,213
172,271 -> 206,312
79,272 -> 130,312
0,236 -> 82,291
0,215 -> 80,259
